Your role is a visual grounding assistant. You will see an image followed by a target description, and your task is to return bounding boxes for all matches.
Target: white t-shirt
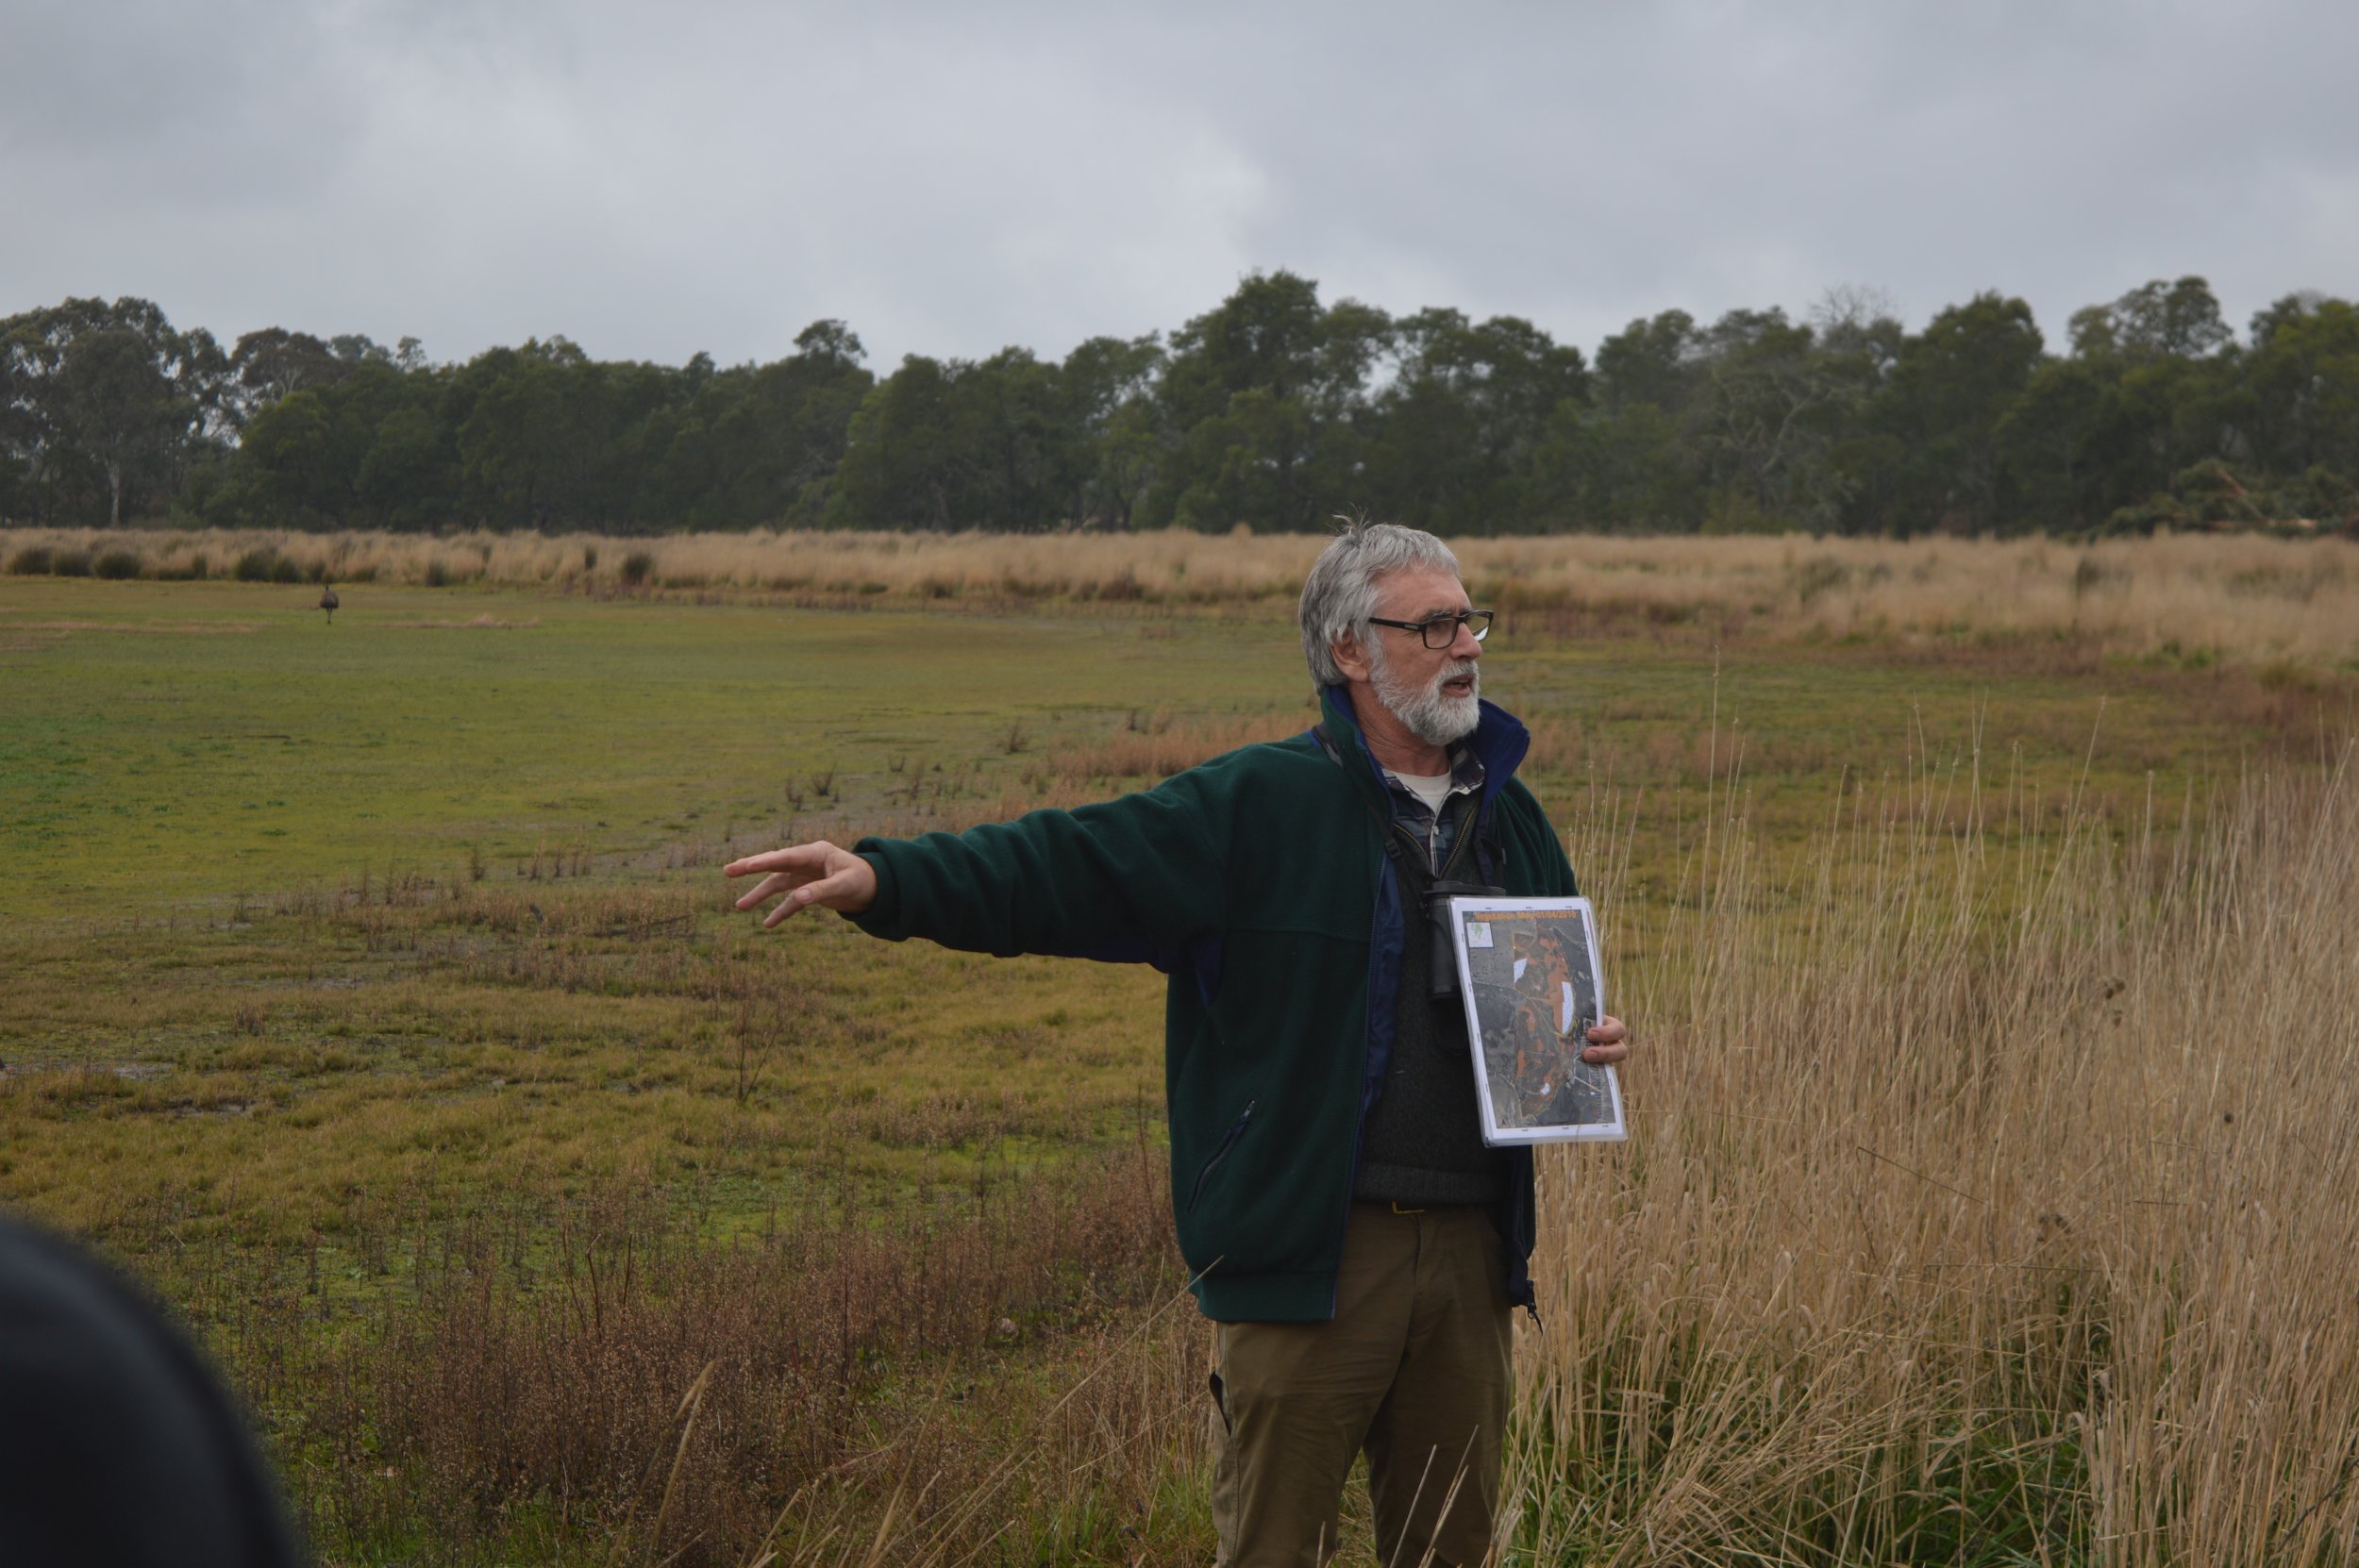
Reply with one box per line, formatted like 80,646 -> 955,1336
1390,769 -> 1453,817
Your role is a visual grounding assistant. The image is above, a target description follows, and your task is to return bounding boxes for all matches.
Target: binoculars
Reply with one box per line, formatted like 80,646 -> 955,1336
1421,878 -> 1502,1003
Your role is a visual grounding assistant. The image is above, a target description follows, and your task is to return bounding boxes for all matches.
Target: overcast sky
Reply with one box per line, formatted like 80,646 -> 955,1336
7,0 -> 2354,371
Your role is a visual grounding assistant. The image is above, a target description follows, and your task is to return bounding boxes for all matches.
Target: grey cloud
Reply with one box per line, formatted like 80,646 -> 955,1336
3,0 -> 2352,369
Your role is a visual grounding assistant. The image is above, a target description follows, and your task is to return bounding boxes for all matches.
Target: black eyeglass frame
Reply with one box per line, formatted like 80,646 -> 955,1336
1364,609 -> 1495,649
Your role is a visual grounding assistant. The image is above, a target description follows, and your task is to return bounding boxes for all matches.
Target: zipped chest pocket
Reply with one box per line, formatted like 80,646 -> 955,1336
1185,1101 -> 1255,1213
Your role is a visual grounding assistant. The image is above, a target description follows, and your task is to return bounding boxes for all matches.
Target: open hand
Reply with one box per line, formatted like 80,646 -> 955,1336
724,842 -> 878,926
1581,1015 -> 1630,1066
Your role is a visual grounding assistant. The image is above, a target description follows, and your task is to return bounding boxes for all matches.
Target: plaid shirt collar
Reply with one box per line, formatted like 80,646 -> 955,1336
1381,745 -> 1486,870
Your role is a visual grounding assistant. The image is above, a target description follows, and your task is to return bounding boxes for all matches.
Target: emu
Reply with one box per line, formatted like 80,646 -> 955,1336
319,585 -> 340,624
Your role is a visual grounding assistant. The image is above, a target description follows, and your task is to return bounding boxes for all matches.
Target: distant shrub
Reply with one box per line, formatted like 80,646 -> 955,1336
2172,459 -> 2265,525
6,546 -> 53,575
582,545 -> 598,572
94,548 -> 144,580
2269,464 -> 2359,525
619,551 -> 654,587
270,555 -> 303,584
2172,458 -> 2246,498
233,548 -> 278,582
423,559 -> 451,588
2104,495 -> 2188,536
50,549 -> 92,577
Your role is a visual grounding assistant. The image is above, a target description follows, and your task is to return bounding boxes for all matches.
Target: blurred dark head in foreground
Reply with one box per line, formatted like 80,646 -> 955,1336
0,1214 -> 300,1567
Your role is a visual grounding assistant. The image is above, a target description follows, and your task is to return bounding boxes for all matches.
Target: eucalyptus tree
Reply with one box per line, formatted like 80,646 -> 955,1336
1362,309 -> 1588,535
1059,333 -> 1164,528
1870,292 -> 2044,531
0,296 -> 226,525
1143,271 -> 1391,531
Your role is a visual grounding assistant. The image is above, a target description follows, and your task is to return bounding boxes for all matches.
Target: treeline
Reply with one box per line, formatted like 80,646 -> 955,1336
5,274 -> 2356,537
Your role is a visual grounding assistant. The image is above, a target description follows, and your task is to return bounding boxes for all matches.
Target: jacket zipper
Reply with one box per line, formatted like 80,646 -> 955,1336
1419,793 -> 1544,1322
1186,1100 -> 1255,1213
1316,705 -> 1535,1320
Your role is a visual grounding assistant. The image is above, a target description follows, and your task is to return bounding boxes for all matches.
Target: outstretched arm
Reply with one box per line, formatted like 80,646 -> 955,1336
725,842 -> 878,926
724,768 -> 1227,959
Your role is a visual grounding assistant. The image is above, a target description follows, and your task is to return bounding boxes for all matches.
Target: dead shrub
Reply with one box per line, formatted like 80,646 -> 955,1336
274,1146 -> 1181,1563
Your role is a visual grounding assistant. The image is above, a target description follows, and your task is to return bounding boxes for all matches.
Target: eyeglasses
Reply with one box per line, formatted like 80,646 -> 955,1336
1365,609 -> 1494,649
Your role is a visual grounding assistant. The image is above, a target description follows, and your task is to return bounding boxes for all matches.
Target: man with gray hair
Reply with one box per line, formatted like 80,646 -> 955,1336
728,521 -> 1628,1566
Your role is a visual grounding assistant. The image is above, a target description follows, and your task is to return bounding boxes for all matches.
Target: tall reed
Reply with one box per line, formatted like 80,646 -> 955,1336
1516,743 -> 2359,1563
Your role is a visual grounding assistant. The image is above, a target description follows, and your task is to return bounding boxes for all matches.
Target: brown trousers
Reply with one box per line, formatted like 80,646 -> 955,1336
1208,1203 -> 1514,1568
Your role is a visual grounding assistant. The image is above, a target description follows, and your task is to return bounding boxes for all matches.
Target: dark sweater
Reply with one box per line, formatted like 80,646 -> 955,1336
1353,791 -> 1508,1206
851,685 -> 1578,1322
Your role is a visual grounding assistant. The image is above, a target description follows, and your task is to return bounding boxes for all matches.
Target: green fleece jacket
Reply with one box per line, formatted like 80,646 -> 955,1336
851,686 -> 1578,1322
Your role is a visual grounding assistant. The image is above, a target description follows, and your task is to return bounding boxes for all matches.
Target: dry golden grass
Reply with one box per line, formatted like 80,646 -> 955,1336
1481,531 -> 2359,670
1514,744 -> 2359,1564
11,525 -> 2359,669
1042,710 -> 1310,786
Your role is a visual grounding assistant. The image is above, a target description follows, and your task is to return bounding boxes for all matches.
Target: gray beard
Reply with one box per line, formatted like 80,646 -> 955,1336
1371,649 -> 1481,747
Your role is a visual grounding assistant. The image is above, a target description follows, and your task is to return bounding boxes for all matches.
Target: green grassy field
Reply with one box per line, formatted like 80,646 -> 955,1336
0,579 -> 1300,914
2,570 -> 2351,1564
8,575 -> 2333,920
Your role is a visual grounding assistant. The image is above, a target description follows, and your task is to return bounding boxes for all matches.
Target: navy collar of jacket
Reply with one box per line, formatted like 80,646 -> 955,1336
1315,683 -> 1532,828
